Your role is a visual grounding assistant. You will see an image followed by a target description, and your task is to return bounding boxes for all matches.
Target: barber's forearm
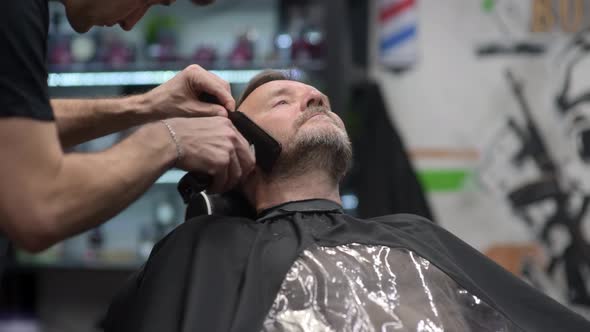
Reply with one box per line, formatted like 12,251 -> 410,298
51,96 -> 154,148
42,122 -> 176,248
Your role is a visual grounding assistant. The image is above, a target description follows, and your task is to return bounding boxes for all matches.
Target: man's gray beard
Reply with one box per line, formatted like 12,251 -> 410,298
265,126 -> 353,184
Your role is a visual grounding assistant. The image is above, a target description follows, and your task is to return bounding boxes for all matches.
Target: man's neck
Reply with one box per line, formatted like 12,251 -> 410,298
245,170 -> 341,213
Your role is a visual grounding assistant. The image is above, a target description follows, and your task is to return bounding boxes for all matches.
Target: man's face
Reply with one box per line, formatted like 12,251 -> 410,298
64,0 -> 206,33
239,80 -> 352,181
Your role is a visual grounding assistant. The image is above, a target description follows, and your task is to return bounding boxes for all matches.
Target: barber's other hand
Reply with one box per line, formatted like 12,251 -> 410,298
164,117 -> 255,193
144,64 -> 235,119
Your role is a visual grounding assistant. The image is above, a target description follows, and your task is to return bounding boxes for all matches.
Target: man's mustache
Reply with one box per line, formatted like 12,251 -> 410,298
295,106 -> 338,129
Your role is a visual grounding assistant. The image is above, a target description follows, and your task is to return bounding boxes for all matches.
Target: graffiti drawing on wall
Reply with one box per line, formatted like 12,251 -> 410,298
475,1 -> 590,310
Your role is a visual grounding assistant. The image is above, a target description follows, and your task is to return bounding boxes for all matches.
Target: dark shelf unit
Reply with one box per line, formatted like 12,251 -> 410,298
11,0 -> 369,271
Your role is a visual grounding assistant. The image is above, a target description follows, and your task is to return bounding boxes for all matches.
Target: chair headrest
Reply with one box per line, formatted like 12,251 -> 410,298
178,173 -> 256,220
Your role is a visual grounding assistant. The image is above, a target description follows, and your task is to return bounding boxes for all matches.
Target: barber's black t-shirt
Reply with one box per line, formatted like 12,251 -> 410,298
0,0 -> 53,274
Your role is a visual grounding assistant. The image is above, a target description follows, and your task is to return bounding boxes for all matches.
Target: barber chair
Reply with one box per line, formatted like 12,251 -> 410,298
177,173 -> 256,219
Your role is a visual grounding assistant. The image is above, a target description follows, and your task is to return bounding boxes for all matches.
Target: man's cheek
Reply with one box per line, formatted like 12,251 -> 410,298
262,123 -> 289,145
329,114 -> 345,129
276,130 -> 292,146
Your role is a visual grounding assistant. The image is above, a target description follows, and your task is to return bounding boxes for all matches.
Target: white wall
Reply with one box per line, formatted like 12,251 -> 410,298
369,0 -> 590,250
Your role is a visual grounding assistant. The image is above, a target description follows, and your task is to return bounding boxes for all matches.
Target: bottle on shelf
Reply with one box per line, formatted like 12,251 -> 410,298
144,15 -> 180,65
48,12 -> 73,68
192,45 -> 218,68
229,29 -> 258,68
97,31 -> 136,69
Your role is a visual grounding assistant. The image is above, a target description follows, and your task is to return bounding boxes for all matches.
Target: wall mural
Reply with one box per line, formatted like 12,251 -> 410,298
476,0 -> 590,310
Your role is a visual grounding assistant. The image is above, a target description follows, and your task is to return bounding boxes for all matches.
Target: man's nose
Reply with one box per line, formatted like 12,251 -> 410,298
304,90 -> 325,109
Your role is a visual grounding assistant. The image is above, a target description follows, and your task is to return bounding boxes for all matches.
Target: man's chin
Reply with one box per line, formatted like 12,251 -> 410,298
295,125 -> 351,152
278,128 -> 353,182
301,120 -> 347,138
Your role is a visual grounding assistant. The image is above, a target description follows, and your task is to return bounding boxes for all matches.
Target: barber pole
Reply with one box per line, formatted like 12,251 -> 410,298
378,0 -> 419,70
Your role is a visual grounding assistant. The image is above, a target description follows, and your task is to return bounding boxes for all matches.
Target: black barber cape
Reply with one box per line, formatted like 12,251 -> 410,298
103,200 -> 589,332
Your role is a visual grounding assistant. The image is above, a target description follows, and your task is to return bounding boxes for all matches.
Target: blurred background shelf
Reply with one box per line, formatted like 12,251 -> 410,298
155,169 -> 186,185
48,66 -> 317,87
13,256 -> 144,272
1,1 -> 376,331
49,69 -> 268,87
48,60 -> 325,74
7,169 -> 186,272
12,0 -> 358,272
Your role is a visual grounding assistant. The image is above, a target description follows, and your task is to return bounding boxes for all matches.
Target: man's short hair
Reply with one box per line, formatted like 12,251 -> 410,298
237,70 -> 297,109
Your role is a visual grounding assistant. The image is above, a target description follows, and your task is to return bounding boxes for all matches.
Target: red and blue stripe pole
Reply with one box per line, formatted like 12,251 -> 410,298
379,0 -> 419,70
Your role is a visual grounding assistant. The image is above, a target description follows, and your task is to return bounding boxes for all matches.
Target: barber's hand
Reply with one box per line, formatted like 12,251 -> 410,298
164,117 -> 255,193
144,64 -> 235,119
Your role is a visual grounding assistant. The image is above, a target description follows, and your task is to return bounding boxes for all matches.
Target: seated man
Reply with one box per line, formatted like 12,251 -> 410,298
103,71 -> 590,332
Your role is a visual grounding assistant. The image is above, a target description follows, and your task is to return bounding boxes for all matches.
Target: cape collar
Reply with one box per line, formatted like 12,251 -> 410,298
256,199 -> 343,222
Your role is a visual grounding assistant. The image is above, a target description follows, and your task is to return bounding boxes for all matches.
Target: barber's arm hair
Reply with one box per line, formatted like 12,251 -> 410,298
0,118 -> 175,252
51,96 -> 152,148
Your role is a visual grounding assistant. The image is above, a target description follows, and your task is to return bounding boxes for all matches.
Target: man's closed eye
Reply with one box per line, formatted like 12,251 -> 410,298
274,100 -> 289,107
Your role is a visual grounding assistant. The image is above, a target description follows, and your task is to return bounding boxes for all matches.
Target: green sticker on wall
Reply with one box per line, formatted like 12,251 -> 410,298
417,169 -> 471,192
482,0 -> 495,12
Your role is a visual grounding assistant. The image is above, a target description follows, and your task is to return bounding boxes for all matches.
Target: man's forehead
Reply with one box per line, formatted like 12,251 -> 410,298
250,80 -> 322,99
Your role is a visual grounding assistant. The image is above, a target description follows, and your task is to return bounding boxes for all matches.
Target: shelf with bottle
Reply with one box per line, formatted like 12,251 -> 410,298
47,25 -> 327,88
47,1 -> 326,87
12,170 -> 186,271
12,163 -> 360,271
14,252 -> 145,271
48,27 -> 326,77
14,176 -> 187,271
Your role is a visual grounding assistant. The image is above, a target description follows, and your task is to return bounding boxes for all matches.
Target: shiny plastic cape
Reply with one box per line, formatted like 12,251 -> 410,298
103,200 -> 590,332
